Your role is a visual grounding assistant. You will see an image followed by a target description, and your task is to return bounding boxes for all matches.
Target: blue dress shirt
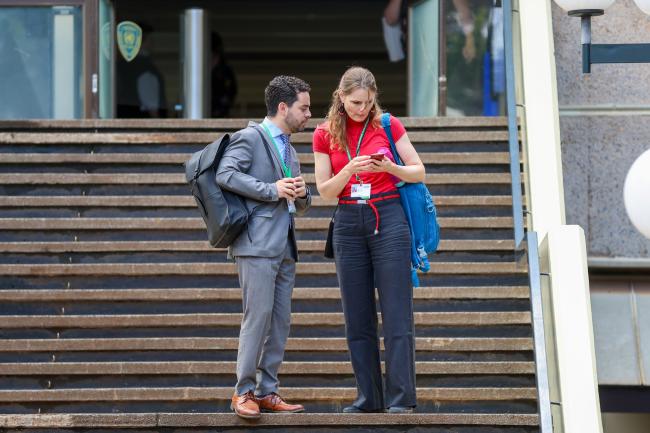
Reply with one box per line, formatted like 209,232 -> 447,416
261,117 -> 288,162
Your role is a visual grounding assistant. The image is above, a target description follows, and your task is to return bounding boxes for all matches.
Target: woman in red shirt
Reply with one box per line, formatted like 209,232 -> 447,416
313,67 -> 424,413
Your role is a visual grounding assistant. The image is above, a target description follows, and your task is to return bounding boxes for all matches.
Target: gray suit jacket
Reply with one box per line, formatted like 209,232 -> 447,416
216,121 -> 311,259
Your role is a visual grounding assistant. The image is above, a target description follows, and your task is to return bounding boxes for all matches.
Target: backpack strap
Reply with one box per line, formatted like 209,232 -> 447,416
381,113 -> 406,188
380,113 -> 404,166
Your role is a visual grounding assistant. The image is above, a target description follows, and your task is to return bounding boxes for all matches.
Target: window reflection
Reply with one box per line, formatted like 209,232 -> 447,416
445,0 -> 505,117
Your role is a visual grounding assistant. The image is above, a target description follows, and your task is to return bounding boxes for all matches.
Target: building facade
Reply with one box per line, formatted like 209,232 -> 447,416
552,0 -> 650,430
1,0 -> 649,431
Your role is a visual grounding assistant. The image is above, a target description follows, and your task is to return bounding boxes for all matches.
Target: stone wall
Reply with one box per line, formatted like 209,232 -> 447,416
551,0 -> 650,257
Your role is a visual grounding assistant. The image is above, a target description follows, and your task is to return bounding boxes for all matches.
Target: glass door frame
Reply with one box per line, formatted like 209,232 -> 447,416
437,0 -> 446,116
406,0 -> 447,117
0,0 -> 100,118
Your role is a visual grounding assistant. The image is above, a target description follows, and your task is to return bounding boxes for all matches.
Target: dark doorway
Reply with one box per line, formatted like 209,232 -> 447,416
114,0 -> 408,119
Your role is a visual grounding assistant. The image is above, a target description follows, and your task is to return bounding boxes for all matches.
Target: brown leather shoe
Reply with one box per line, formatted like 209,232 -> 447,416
257,392 -> 305,413
231,391 -> 261,419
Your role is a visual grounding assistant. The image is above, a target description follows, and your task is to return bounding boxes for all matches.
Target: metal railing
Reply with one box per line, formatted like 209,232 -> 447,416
502,0 -> 525,248
526,231 -> 553,433
503,2 -> 553,431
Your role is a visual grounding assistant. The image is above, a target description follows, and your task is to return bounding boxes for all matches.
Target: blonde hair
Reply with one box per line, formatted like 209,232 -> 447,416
325,67 -> 383,152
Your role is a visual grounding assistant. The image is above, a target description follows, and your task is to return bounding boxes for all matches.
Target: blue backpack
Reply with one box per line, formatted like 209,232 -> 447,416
381,113 -> 440,287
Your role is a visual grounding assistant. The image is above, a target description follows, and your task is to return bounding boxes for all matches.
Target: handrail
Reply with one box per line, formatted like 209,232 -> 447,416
502,0 -> 525,248
526,231 -> 553,433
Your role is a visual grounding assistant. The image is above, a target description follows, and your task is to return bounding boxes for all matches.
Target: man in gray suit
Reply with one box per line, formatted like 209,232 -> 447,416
216,76 -> 312,419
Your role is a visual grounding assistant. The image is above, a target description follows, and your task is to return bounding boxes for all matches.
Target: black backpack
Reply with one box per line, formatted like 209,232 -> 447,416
184,133 -> 248,248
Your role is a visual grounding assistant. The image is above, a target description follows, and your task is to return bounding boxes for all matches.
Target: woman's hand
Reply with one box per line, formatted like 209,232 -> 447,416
342,155 -> 373,176
365,156 -> 394,173
375,133 -> 425,183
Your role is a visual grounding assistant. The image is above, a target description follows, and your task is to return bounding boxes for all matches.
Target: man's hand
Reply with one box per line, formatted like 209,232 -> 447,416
276,178 -> 297,200
292,176 -> 307,198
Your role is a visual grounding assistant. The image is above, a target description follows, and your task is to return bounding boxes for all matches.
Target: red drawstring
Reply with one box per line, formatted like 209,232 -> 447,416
338,193 -> 400,235
368,202 -> 380,235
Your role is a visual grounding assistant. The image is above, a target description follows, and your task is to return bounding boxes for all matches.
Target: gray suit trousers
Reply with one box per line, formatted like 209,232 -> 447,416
235,242 -> 295,396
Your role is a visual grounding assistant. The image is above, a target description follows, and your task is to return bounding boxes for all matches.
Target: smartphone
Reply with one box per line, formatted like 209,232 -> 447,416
369,153 -> 385,161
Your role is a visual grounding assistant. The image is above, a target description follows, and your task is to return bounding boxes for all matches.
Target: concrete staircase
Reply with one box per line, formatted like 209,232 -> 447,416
0,118 -> 537,432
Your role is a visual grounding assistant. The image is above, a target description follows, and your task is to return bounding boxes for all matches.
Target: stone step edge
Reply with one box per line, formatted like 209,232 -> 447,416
0,116 -> 510,130
0,239 -> 516,253
0,361 -> 535,375
0,386 -> 538,402
0,195 -> 515,207
0,152 -> 515,165
0,311 -> 532,328
0,286 -> 530,301
0,262 -> 528,276
0,412 -> 539,428
0,172 -> 519,185
0,337 -> 533,352
0,216 -> 518,230
0,130 -> 512,144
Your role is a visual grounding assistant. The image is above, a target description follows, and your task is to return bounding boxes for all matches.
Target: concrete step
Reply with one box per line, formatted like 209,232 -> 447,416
0,195 -> 514,207
0,337 -> 533,352
0,286 -> 530,301
0,216 -> 516,230
0,116 -> 509,131
0,386 -> 537,402
0,118 -> 535,428
0,412 -> 539,428
0,361 -> 535,375
0,239 -> 516,253
0,130 -> 510,145
0,262 -> 527,276
0,312 -> 531,328
0,172 -> 517,185
0,152 -> 514,165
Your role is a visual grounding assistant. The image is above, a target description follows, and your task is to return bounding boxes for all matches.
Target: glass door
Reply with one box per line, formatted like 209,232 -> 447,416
408,0 -> 440,117
0,0 -> 105,119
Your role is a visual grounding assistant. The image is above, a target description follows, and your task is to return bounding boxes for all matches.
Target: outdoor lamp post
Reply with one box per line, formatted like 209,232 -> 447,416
554,0 -> 650,73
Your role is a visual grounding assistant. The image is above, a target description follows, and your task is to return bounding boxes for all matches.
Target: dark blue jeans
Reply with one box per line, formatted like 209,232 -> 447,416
333,197 -> 416,410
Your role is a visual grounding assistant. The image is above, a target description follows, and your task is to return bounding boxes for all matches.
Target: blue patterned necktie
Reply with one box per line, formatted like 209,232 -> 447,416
279,134 -> 291,165
279,133 -> 296,218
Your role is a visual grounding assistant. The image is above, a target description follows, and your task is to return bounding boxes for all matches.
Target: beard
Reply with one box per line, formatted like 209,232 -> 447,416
285,111 -> 307,133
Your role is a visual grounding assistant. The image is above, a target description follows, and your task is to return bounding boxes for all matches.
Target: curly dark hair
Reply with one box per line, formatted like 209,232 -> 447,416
264,76 -> 311,116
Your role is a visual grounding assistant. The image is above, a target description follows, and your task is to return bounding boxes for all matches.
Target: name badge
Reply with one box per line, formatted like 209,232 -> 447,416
351,183 -> 371,199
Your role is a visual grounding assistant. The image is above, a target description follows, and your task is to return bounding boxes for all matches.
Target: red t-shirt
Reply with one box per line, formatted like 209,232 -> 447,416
312,115 -> 407,198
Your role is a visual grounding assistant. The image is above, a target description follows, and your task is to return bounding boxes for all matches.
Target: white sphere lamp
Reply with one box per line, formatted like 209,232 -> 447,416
624,149 -> 650,239
554,0 -> 616,14
633,0 -> 650,15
